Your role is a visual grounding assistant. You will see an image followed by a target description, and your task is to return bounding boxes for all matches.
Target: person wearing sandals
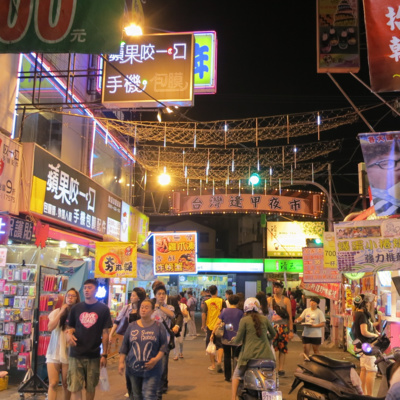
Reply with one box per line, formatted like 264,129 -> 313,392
173,294 -> 190,360
118,299 -> 168,400
230,298 -> 276,400
46,288 -> 80,400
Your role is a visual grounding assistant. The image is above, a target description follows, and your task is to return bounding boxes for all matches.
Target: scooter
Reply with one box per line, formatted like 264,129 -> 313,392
236,358 -> 282,400
289,321 -> 399,400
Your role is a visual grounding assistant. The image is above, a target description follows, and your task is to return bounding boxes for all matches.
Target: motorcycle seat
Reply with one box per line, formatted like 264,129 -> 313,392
310,355 -> 356,369
247,359 -> 276,369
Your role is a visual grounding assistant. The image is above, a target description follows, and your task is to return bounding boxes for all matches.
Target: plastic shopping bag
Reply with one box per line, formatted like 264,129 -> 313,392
206,340 -> 216,355
97,367 -> 110,391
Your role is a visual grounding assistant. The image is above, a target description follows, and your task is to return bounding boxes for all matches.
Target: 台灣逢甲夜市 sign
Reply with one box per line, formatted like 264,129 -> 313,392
21,143 -> 122,238
172,192 -> 323,217
102,33 -> 194,108
0,0 -> 124,54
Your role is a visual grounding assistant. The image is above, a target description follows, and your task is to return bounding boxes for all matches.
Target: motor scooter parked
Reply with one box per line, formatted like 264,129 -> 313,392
236,358 -> 281,400
289,321 -> 400,400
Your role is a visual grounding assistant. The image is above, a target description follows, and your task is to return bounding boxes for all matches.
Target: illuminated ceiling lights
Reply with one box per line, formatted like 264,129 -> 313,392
158,167 -> 171,185
249,173 -> 260,185
123,0 -> 144,36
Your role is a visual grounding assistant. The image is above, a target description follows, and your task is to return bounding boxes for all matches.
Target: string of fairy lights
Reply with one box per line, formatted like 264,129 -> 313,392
39,105 -> 363,192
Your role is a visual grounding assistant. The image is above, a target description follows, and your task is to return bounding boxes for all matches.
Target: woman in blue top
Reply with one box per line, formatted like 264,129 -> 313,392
118,299 -> 168,400
212,294 -> 243,382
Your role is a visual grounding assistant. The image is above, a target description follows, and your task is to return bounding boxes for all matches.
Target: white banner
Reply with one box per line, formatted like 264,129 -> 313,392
0,132 -> 21,214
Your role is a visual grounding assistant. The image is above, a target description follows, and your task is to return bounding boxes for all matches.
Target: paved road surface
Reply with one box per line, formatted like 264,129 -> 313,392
5,332 -> 370,400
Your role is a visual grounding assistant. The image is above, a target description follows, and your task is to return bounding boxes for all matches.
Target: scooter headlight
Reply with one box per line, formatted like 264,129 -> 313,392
264,379 -> 276,391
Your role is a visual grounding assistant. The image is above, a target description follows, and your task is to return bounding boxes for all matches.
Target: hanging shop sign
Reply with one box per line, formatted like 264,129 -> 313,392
172,193 -> 323,219
334,219 -> 400,272
20,143 -> 122,238
302,247 -> 341,283
102,33 -> 194,109
193,31 -> 217,95
120,201 -> 149,252
153,231 -> 197,275
316,0 -> 360,73
359,132 -> 400,217
0,131 -> 22,215
0,0 -> 124,54
323,232 -> 337,270
95,242 -> 137,278
267,221 -> 325,257
300,279 -> 341,301
364,1 -> 400,92
264,258 -> 303,274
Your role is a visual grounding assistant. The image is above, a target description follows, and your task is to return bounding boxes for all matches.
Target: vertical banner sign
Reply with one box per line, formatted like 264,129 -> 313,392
95,242 -> 137,278
0,0 -> 124,54
0,132 -> 21,214
103,33 -> 194,109
364,0 -> 400,92
153,231 -> 197,275
317,0 -> 360,73
359,132 -> 400,216
323,232 -> 337,270
302,247 -> 341,283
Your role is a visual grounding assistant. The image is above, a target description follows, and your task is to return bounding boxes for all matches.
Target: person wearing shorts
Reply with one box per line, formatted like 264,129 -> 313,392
201,285 -> 226,372
66,279 -> 112,400
351,294 -> 379,396
295,297 -> 326,359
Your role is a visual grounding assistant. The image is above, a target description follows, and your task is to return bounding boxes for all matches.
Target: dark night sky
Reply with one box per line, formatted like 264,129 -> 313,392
141,1 -> 400,207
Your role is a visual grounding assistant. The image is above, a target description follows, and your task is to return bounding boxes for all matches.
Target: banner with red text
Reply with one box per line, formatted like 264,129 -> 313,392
153,232 -> 197,275
301,279 -> 341,301
364,0 -> 400,92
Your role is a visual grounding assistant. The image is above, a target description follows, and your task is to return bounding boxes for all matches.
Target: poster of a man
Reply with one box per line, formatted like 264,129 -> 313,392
359,132 -> 400,216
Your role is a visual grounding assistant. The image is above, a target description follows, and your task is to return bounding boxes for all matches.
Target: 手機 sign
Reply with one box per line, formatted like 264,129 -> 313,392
102,33 -> 194,108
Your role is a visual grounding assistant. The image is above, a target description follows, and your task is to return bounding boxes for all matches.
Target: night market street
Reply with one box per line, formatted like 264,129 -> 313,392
4,326 -> 376,400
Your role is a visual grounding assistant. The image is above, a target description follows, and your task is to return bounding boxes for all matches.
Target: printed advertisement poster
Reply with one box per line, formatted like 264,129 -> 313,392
154,231 -> 197,275
334,219 -> 400,272
317,0 -> 360,73
0,132 -> 22,215
302,247 -> 341,283
364,0 -> 400,92
267,221 -> 325,257
359,132 -> 400,217
95,242 -> 137,278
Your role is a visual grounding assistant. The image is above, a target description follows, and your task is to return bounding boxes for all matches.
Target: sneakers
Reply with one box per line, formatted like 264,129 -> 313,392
216,363 -> 223,373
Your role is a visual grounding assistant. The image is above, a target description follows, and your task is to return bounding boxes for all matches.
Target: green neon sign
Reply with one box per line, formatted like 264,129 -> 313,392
264,258 -> 303,273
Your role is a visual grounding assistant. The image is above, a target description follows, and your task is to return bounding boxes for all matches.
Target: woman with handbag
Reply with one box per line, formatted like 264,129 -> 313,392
118,299 -> 168,400
109,287 -> 147,342
212,294 -> 243,382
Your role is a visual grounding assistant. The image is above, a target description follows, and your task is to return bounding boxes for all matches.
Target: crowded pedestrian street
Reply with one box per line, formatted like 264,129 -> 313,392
4,322 -> 376,400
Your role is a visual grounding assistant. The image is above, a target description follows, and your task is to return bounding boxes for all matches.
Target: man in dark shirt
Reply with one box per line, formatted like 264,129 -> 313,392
66,279 -> 112,400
